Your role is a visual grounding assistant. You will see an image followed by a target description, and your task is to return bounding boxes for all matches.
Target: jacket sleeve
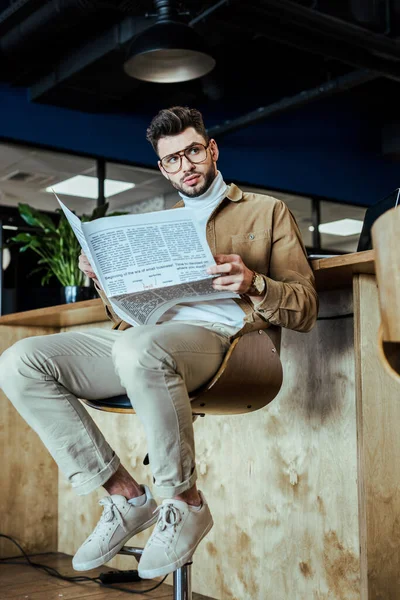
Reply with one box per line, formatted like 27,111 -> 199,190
94,282 -> 122,327
252,200 -> 319,332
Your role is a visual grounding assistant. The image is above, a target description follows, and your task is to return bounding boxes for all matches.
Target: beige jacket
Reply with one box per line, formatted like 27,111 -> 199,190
97,183 -> 319,337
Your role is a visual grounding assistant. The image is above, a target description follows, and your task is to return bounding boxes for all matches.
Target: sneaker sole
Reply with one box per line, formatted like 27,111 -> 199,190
138,519 -> 213,579
72,512 -> 158,571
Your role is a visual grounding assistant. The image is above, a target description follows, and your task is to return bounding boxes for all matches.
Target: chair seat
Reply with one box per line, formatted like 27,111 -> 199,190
80,328 -> 283,416
86,394 -> 132,411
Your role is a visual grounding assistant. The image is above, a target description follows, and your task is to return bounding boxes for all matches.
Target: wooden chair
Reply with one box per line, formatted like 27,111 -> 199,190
372,206 -> 400,383
80,327 -> 283,600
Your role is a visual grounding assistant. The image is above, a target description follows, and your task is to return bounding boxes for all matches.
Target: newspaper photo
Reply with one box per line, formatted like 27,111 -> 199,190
56,194 -> 238,326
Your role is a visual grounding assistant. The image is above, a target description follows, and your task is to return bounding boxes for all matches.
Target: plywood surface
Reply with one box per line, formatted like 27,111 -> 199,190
57,290 -> 361,599
0,325 -> 59,558
354,274 -> 400,600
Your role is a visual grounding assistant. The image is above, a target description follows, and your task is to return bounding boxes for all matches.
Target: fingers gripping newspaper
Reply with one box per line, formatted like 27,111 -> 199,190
56,195 -> 239,326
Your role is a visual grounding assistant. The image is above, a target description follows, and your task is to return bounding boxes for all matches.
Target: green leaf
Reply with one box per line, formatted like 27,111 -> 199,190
9,233 -> 34,243
10,200 -> 129,287
18,203 -> 56,232
41,271 -> 54,285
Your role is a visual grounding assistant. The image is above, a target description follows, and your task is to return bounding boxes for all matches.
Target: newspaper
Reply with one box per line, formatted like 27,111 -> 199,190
56,195 -> 238,326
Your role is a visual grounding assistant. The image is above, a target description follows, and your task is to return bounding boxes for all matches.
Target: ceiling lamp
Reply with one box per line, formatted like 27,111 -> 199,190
123,0 -> 216,83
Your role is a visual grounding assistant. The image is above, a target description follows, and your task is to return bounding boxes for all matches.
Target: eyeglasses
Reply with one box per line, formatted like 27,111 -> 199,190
160,142 -> 209,174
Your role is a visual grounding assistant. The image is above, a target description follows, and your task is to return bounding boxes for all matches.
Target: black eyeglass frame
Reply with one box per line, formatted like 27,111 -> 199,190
159,142 -> 210,174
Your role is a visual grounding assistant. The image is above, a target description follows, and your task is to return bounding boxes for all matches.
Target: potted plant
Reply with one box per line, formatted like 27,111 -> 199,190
9,202 -> 124,303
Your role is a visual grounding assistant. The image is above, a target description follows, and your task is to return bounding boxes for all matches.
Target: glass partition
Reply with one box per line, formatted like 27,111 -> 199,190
319,200 -> 367,253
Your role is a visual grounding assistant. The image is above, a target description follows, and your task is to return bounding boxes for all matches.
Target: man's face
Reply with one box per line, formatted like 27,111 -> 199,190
157,127 -> 219,198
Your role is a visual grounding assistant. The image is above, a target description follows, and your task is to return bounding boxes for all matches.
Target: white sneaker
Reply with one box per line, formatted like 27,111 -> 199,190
138,491 -> 213,579
72,485 -> 157,571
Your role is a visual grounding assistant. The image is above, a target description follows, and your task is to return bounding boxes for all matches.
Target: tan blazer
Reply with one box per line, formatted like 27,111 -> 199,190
97,183 -> 319,338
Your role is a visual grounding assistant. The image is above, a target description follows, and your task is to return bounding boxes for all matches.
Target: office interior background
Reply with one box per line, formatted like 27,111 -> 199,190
0,0 -> 399,315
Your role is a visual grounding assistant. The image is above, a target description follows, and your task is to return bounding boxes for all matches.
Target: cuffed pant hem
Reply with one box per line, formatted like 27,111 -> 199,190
71,453 -> 121,496
154,467 -> 198,498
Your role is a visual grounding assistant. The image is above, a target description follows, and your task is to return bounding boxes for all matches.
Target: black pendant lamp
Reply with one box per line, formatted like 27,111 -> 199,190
123,0 -> 216,83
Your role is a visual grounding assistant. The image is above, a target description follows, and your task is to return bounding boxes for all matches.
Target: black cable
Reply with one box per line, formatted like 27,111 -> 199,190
0,534 -> 168,595
317,313 -> 353,320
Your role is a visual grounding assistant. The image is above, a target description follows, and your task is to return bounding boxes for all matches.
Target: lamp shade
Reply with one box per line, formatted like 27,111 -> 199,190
123,20 -> 216,83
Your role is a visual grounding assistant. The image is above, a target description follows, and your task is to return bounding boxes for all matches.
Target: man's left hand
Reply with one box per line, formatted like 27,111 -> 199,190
207,254 -> 254,294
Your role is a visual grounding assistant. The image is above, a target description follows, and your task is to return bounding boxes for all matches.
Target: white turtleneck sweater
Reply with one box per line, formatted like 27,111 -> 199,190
158,171 -> 245,327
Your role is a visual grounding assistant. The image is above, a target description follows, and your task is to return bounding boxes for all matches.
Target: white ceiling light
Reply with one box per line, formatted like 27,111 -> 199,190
319,218 -> 364,236
46,175 -> 135,199
2,247 -> 11,271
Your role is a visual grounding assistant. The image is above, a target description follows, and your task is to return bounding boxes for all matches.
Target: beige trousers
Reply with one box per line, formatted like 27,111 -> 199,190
0,321 -> 237,498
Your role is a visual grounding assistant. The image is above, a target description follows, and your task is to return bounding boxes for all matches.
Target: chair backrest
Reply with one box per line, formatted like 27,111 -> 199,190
80,327 -> 283,416
372,205 -> 400,382
357,188 -> 399,252
190,327 -> 282,415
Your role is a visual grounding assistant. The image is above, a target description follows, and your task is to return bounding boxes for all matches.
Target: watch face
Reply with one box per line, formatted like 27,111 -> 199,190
255,274 -> 265,293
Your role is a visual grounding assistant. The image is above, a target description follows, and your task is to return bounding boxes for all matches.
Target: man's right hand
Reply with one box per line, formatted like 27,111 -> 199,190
78,251 -> 102,289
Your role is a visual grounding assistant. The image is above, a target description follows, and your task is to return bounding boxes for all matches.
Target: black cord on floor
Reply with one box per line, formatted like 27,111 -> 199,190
0,534 -> 168,595
317,313 -> 353,320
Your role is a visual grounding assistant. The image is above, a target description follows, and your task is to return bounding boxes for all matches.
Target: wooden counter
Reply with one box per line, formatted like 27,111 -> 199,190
312,249 -> 374,290
0,249 -> 376,328
2,248 -> 399,600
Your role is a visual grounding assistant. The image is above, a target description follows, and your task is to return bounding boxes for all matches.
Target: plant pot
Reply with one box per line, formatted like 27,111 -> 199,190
62,286 -> 97,304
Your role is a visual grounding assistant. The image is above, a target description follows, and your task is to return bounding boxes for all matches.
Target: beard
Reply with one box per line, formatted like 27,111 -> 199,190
171,163 -> 217,198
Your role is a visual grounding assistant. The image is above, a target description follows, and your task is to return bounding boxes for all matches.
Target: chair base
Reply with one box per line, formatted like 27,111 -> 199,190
119,545 -> 192,600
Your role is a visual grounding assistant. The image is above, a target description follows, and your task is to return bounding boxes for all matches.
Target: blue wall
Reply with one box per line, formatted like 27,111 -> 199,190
0,84 -> 398,206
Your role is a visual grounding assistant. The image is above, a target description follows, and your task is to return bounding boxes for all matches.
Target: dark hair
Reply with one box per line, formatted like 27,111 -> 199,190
146,106 -> 209,155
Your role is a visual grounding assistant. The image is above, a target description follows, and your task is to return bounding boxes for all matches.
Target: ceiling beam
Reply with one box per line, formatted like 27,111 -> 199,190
224,5 -> 400,83
249,0 -> 400,60
29,16 -> 154,102
207,69 -> 379,138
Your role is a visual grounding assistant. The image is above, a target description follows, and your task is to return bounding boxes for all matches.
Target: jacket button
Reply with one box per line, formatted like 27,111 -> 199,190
249,233 -> 255,240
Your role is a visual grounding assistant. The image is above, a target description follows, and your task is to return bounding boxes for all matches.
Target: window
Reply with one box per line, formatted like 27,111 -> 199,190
319,200 -> 367,253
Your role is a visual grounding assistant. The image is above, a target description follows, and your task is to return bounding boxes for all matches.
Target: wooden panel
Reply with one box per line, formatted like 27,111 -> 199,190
0,325 -> 59,558
57,290 -> 361,599
354,274 -> 400,599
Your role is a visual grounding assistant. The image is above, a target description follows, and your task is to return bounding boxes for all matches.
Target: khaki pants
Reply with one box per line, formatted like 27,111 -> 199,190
0,321 -> 237,498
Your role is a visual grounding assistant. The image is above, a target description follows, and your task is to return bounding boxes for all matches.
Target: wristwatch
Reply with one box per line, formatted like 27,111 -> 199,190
248,271 -> 266,296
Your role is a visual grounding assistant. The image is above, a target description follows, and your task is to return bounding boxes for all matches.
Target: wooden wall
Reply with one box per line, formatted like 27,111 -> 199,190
0,325 -> 59,558
57,290 -> 362,600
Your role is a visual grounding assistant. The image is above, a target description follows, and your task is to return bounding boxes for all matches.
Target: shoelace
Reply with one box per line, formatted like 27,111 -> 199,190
150,503 -> 182,547
89,497 -> 128,540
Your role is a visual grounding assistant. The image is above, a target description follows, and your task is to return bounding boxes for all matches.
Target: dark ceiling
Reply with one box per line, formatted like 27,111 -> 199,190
0,0 -> 400,125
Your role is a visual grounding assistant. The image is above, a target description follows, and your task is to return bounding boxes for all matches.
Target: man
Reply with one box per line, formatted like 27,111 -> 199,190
0,106 -> 318,579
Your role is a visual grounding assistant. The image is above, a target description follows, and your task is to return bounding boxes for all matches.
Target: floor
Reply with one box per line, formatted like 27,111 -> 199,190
0,553 -> 213,600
